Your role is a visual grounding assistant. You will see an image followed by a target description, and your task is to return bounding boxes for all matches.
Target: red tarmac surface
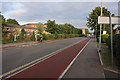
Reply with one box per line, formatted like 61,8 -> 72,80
7,38 -> 90,79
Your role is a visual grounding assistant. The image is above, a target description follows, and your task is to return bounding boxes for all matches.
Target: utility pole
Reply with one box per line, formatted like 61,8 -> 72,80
99,0 -> 102,52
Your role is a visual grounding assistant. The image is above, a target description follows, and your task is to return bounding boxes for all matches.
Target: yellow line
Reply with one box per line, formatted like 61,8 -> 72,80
0,48 -> 62,78
0,39 -> 84,78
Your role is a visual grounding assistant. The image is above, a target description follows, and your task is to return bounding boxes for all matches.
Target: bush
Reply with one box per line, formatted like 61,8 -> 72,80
106,34 -> 120,67
9,33 -> 14,41
101,34 -> 109,43
30,31 -> 36,41
79,34 -> 85,37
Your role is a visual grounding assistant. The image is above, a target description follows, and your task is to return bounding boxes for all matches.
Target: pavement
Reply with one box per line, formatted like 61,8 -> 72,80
62,39 -> 120,80
1,37 -> 80,49
2,40 -> 52,49
62,39 -> 105,79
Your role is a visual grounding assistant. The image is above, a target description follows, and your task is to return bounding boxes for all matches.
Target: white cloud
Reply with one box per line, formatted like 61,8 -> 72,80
2,2 -> 118,31
7,9 -> 27,18
2,0 -> 120,2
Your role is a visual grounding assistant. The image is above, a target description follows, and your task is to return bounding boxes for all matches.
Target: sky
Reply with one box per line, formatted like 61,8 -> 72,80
1,0 -> 119,32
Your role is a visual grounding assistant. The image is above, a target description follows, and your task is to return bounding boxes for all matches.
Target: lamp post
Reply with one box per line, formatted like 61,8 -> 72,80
99,0 -> 102,52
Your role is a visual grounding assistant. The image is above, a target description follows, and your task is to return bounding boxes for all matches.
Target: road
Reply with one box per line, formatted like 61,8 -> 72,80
2,37 -> 87,79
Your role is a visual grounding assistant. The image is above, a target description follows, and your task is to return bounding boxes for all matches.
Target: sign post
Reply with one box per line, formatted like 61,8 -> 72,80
109,15 -> 114,67
99,0 -> 103,52
98,16 -> 120,68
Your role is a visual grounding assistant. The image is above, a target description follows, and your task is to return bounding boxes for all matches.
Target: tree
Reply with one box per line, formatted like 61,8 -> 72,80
85,29 -> 89,34
9,32 -> 14,41
20,28 -> 26,36
46,20 -> 82,34
86,7 -> 115,37
0,14 -> 6,28
31,31 -> 35,41
6,18 -> 19,25
19,28 -> 26,40
37,23 -> 44,35
46,20 -> 58,34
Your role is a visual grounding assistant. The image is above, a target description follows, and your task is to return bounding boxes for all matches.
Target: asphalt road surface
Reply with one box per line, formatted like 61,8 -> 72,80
2,37 -> 87,78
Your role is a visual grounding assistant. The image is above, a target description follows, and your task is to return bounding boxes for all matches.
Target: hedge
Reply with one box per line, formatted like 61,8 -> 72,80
42,34 -> 82,40
3,33 -> 85,44
101,34 -> 109,43
106,34 -> 120,67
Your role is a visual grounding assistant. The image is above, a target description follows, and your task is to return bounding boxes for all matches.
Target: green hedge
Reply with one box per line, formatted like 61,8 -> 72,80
42,34 -> 84,41
106,34 -> 120,67
101,34 -> 109,43
3,33 -> 85,44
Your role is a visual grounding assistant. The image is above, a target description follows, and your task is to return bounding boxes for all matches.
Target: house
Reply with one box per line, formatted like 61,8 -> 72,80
3,23 -> 51,39
3,24 -> 38,39
24,23 -> 50,34
80,28 -> 86,34
113,26 -> 120,34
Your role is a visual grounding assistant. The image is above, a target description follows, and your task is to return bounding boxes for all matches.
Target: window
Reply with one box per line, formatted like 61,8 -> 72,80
7,28 -> 10,31
12,28 -> 15,31
19,29 -> 21,31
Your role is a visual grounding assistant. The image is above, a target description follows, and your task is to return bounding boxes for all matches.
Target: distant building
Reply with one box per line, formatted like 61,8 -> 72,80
113,26 -> 120,34
24,23 -> 50,34
3,24 -> 38,39
3,23 -> 50,39
80,28 -> 86,34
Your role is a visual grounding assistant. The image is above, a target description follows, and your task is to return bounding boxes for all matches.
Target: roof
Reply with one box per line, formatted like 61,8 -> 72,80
117,26 -> 120,30
26,23 -> 38,25
5,24 -> 37,29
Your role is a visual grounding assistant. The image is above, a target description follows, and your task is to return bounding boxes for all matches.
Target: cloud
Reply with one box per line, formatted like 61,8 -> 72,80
8,9 -> 27,17
2,2 -> 118,29
2,0 -> 120,2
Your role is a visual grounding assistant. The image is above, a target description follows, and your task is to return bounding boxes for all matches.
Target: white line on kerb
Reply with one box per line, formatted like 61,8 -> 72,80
97,48 -> 119,74
58,39 -> 91,80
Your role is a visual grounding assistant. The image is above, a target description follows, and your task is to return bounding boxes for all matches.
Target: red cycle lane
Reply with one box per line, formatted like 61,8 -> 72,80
7,38 -> 90,80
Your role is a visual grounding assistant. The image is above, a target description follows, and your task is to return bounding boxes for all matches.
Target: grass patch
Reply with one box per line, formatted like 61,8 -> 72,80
101,53 -> 112,66
101,43 -> 118,69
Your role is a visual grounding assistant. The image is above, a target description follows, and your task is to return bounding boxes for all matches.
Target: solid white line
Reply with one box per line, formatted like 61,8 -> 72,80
58,39 -> 91,80
5,38 -> 86,79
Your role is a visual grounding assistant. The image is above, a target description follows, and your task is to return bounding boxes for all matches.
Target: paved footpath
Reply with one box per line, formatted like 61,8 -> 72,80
63,39 -> 105,79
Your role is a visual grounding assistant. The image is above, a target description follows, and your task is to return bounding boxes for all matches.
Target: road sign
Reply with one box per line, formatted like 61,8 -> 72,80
98,15 -> 120,68
98,16 -> 120,24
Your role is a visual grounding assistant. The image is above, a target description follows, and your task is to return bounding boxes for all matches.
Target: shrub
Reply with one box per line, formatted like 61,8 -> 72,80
79,34 -> 85,37
101,34 -> 109,43
30,31 -> 36,41
106,34 -> 120,67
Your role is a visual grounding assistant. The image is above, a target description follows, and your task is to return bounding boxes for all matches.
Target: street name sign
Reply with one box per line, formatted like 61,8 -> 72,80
98,16 -> 120,24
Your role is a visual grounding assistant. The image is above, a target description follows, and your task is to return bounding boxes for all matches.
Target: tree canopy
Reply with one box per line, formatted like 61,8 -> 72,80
0,14 -> 6,27
37,23 -> 44,35
46,20 -> 82,34
6,18 -> 19,25
86,7 -> 115,37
